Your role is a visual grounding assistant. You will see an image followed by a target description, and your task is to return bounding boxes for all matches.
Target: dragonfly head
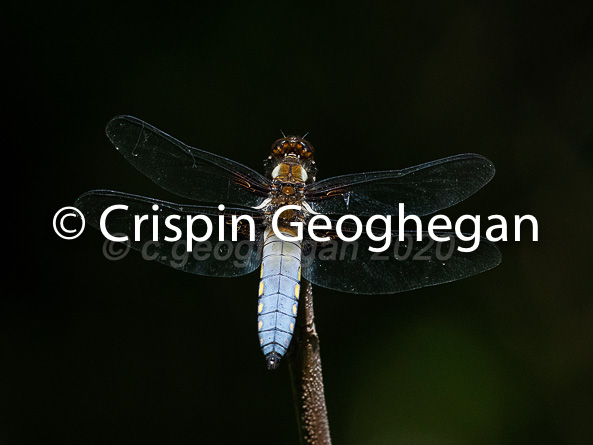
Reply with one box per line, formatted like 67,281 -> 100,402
270,136 -> 314,160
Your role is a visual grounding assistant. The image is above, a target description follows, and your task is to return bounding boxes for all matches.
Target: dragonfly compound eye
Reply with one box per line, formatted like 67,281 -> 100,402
299,141 -> 314,159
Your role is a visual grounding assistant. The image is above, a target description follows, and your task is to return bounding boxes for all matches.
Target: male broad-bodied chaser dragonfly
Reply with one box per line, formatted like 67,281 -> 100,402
75,116 -> 501,369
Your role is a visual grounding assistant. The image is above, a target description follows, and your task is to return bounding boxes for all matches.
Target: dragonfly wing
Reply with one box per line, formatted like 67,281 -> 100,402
301,227 -> 501,294
75,190 -> 265,277
305,154 -> 495,217
106,116 -> 271,207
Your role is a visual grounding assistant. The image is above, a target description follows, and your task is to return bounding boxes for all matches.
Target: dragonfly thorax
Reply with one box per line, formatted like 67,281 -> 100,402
264,136 -> 317,184
271,160 -> 308,182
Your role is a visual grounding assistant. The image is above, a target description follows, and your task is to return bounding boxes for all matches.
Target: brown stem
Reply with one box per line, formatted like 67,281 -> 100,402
287,280 -> 332,445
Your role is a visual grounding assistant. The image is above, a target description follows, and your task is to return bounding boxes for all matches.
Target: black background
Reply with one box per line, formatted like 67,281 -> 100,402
4,1 -> 593,444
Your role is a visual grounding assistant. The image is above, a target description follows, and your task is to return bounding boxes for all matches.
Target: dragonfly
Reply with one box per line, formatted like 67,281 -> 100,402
75,116 -> 501,369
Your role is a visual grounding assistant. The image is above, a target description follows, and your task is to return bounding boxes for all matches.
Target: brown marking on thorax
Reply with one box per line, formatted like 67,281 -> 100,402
273,162 -> 307,184
263,158 -> 308,224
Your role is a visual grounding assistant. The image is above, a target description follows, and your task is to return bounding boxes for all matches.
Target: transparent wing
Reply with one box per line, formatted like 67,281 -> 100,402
106,116 -> 271,207
75,190 -> 265,277
305,154 -> 495,217
301,226 -> 501,294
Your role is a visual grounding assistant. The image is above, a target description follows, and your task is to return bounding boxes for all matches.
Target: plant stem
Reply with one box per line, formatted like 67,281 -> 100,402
288,280 -> 332,445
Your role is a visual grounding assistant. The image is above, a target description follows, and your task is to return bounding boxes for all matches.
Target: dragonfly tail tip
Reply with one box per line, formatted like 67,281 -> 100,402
265,352 -> 281,370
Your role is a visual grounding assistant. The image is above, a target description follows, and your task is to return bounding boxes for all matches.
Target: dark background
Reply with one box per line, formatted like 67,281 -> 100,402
4,1 -> 593,444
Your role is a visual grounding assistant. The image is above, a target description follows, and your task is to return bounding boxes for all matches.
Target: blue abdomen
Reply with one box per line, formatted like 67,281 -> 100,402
257,227 -> 301,369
